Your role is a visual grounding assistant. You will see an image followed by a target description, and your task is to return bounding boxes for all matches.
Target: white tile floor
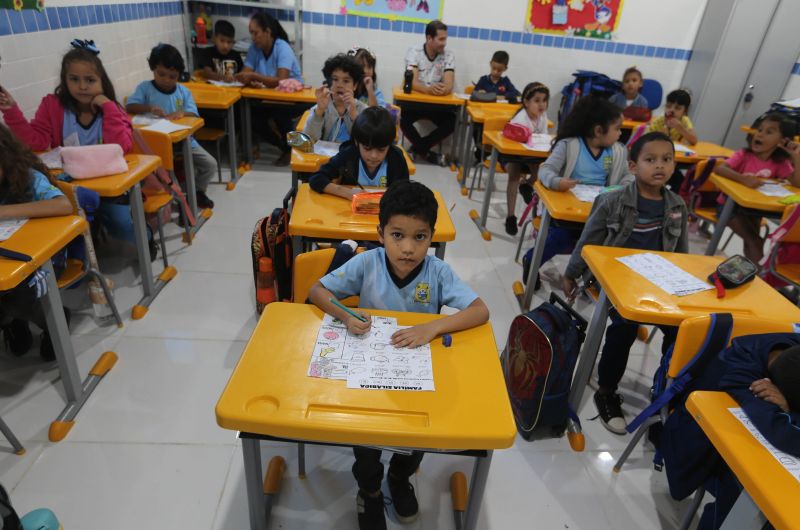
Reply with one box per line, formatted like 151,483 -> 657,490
0,150 -> 731,529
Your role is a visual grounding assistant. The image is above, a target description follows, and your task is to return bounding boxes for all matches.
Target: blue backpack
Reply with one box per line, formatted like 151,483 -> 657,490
558,70 -> 621,128
501,293 -> 587,439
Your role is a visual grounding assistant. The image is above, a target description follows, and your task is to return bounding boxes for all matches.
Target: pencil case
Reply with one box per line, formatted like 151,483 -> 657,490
61,144 -> 127,180
352,192 -> 384,215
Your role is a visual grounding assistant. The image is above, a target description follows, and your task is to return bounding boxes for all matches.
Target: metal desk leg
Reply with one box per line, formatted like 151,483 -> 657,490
241,437 -> 268,530
521,209 -> 551,311
183,138 -> 211,236
460,120 -> 475,189
244,97 -> 253,164
435,243 -> 446,260
449,106 -> 462,165
479,147 -> 499,227
705,196 -> 734,256
719,490 -> 765,530
292,235 -> 303,262
227,105 -> 239,187
463,450 -> 493,530
0,416 -> 24,455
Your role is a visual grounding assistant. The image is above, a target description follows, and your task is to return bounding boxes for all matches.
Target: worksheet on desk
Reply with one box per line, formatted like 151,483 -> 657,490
617,252 -> 712,296
308,313 -> 435,391
570,184 -> 603,203
729,408 -> 800,484
0,219 -> 27,241
758,183 -> 794,197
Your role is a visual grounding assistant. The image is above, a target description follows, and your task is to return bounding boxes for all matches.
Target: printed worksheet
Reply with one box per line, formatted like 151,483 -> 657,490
758,183 -> 794,198
729,408 -> 800,484
617,252 -> 712,296
207,80 -> 244,87
0,219 -> 27,242
308,314 -> 435,391
571,184 -> 604,203
313,141 -> 341,157
525,133 -> 553,152
674,143 -> 696,156
140,119 -> 192,135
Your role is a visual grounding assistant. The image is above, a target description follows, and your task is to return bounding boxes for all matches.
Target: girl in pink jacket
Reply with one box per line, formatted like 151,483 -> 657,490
0,41 -> 132,153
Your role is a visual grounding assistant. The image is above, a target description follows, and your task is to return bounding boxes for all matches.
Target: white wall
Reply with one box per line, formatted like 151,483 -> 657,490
781,52 -> 800,101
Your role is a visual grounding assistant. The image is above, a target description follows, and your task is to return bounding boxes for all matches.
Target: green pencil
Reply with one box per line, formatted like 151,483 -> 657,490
329,297 -> 368,322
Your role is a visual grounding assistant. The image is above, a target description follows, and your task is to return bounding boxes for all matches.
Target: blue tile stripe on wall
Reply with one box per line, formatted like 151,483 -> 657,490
1,1 -> 692,62
793,63 -> 800,76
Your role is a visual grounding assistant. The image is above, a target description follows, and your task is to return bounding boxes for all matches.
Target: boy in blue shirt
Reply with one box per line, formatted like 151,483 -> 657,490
309,180 -> 489,530
473,50 -> 519,100
126,44 -> 217,209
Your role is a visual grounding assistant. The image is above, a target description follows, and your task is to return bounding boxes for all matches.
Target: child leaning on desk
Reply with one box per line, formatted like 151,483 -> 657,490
126,43 -> 217,210
309,107 -> 409,199
308,180 -> 489,530
0,123 -> 72,361
561,132 -> 688,435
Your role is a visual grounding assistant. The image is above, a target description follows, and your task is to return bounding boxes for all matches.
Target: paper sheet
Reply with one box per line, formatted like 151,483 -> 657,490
616,252 -> 713,296
758,183 -> 794,197
0,219 -> 27,241
571,184 -> 604,203
525,133 -> 553,152
208,79 -> 244,87
453,93 -> 471,100
674,143 -> 696,156
313,140 -> 341,157
308,314 -> 435,391
37,148 -> 63,170
729,408 -> 800,484
140,119 -> 193,135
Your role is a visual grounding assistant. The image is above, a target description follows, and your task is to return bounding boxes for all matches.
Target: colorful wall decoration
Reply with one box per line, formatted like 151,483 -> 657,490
526,0 -> 624,40
1,0 -> 44,10
341,0 -> 444,24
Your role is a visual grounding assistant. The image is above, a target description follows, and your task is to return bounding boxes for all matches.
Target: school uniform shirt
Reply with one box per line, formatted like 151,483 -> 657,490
62,110 -> 103,146
608,92 -> 648,109
358,159 -> 389,187
244,39 -> 303,82
356,86 -> 387,107
197,46 -> 244,77
0,170 -> 63,205
404,43 -> 455,86
646,114 -> 694,144
624,196 -> 664,250
474,75 -> 519,98
573,138 -> 613,186
508,109 -> 548,134
320,248 -> 478,313
128,81 -> 200,148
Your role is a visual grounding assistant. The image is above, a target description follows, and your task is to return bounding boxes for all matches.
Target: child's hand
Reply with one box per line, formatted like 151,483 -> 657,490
223,73 -> 235,83
91,94 -> 110,109
166,111 -> 185,120
665,116 -> 680,129
741,173 -> 761,188
558,178 -> 578,191
342,91 -> 357,118
364,76 -> 374,93
315,86 -> 331,113
780,140 -> 800,161
149,105 -> 166,118
750,378 -> 789,412
345,312 -> 371,335
562,275 -> 578,301
391,322 -> 438,348
235,71 -> 255,84
0,87 -> 16,110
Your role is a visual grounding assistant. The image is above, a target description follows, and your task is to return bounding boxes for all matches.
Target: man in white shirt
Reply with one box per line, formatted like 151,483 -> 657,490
401,20 -> 456,166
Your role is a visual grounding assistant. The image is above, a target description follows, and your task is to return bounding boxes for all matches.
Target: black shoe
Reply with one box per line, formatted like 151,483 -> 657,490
387,473 -> 419,524
593,391 -> 626,435
149,238 -> 159,263
505,216 -> 518,236
425,151 -> 446,167
356,490 -> 387,530
196,190 -> 214,209
2,319 -> 33,356
40,308 -> 71,362
519,182 -> 534,205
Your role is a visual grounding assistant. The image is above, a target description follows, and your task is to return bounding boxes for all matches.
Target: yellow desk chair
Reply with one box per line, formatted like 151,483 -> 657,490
468,115 -> 508,199
764,204 -> 800,290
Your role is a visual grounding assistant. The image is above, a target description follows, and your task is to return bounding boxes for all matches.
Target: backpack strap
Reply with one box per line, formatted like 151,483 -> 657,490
688,157 -> 719,193
625,313 -> 733,433
759,203 -> 800,269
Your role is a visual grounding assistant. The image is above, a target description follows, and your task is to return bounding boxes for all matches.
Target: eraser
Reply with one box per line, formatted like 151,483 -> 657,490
442,334 -> 452,347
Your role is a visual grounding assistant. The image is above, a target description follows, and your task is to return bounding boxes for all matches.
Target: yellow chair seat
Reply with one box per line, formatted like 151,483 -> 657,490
694,207 -> 718,224
57,258 -> 85,289
775,263 -> 800,283
482,159 -> 505,173
195,128 -> 226,142
143,191 -> 173,214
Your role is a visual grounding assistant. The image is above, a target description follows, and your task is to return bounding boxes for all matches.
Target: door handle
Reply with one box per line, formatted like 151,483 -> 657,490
744,84 -> 755,104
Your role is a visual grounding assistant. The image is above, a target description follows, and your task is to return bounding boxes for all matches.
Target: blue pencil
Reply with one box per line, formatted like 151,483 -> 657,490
329,297 -> 368,322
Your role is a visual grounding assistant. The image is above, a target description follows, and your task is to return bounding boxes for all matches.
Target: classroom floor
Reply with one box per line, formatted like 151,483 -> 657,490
0,151 -> 728,529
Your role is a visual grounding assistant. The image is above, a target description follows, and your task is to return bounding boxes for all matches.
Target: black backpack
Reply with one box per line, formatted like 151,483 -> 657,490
251,187 -> 294,313
558,70 -> 621,128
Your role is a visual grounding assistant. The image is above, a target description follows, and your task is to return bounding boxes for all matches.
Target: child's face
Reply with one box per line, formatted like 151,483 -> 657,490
630,139 -> 675,190
329,69 -> 355,102
65,61 -> 103,107
358,143 -> 390,174
750,119 -> 786,155
214,34 -> 235,55
489,61 -> 506,82
360,60 -> 374,80
622,72 -> 642,99
153,65 -> 180,93
665,101 -> 687,120
524,92 -> 548,118
378,214 -> 433,279
593,116 -> 622,147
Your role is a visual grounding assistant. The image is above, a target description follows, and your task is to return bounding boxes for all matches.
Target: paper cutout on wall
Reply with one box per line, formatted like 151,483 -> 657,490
341,0 -> 443,24
0,0 -> 44,11
526,0 -> 624,40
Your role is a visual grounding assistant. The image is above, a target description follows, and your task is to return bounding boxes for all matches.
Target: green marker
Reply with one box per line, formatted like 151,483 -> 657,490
329,297 -> 368,322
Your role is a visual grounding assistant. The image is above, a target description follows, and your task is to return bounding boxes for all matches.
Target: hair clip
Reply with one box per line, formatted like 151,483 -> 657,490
70,39 -> 100,55
347,46 -> 376,59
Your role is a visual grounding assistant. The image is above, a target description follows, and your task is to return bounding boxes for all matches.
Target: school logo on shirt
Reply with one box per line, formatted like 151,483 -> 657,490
603,155 -> 613,172
414,282 -> 431,304
380,176 -> 387,187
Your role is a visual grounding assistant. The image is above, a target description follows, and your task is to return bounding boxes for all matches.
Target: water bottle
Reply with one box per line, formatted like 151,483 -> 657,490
195,17 -> 207,45
256,257 -> 277,305
403,67 -> 414,94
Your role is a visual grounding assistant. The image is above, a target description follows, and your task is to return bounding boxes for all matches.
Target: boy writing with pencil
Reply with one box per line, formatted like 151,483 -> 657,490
309,180 -> 489,530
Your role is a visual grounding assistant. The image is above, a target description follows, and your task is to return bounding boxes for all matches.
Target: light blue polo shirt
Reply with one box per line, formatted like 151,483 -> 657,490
62,110 -> 103,146
574,138 -> 613,186
128,81 -> 200,147
1,170 -> 63,204
320,248 -> 478,313
244,39 -> 303,82
357,159 -> 388,187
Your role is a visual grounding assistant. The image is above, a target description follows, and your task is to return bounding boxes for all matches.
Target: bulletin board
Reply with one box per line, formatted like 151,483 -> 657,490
525,0 -> 624,40
0,0 -> 44,10
341,0 -> 444,24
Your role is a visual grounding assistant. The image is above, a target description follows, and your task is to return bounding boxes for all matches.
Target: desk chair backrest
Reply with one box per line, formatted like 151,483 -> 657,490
776,204 -> 800,244
464,85 -> 474,95
133,129 -> 174,172
296,109 -> 311,132
293,248 -> 362,305
640,79 -> 663,110
484,116 -> 508,134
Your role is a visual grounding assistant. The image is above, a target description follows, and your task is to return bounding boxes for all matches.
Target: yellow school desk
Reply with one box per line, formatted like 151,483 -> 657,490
457,102 -> 522,189
392,87 -> 466,166
518,180 -> 593,311
475,130 -> 552,233
185,85 -> 243,189
621,119 -> 647,131
705,174 -> 800,255
216,302 -> 515,530
676,141 -> 733,165
73,154 -> 171,318
564,246 -> 800,451
687,391 -> 799,530
0,216 -> 117,442
288,183 -> 456,260
289,146 -> 417,188
241,87 -> 317,163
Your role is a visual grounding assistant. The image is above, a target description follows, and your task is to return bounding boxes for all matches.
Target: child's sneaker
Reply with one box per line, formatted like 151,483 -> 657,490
2,319 -> 33,356
593,390 -> 627,435
356,490 -> 387,530
196,190 -> 215,209
505,216 -> 518,236
387,473 -> 419,524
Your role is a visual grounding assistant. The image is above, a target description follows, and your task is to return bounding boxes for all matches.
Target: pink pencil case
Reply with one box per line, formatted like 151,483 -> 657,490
61,144 -> 127,179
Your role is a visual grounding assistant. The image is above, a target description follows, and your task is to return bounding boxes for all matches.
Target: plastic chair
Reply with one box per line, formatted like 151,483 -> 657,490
765,204 -> 800,289
640,79 -> 663,110
464,85 -> 474,95
293,248 -> 361,306
54,182 -> 123,328
468,116 -> 508,199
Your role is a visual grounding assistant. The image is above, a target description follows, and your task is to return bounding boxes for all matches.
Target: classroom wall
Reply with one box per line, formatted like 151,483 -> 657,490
781,57 -> 800,101
0,1 -> 187,118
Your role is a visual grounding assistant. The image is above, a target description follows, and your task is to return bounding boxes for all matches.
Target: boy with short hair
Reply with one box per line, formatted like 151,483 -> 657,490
126,44 -> 217,209
473,50 -> 520,100
304,53 -> 367,143
309,180 -> 489,530
608,66 -> 648,109
197,20 -> 244,82
562,132 -> 688,434
645,88 -> 698,146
